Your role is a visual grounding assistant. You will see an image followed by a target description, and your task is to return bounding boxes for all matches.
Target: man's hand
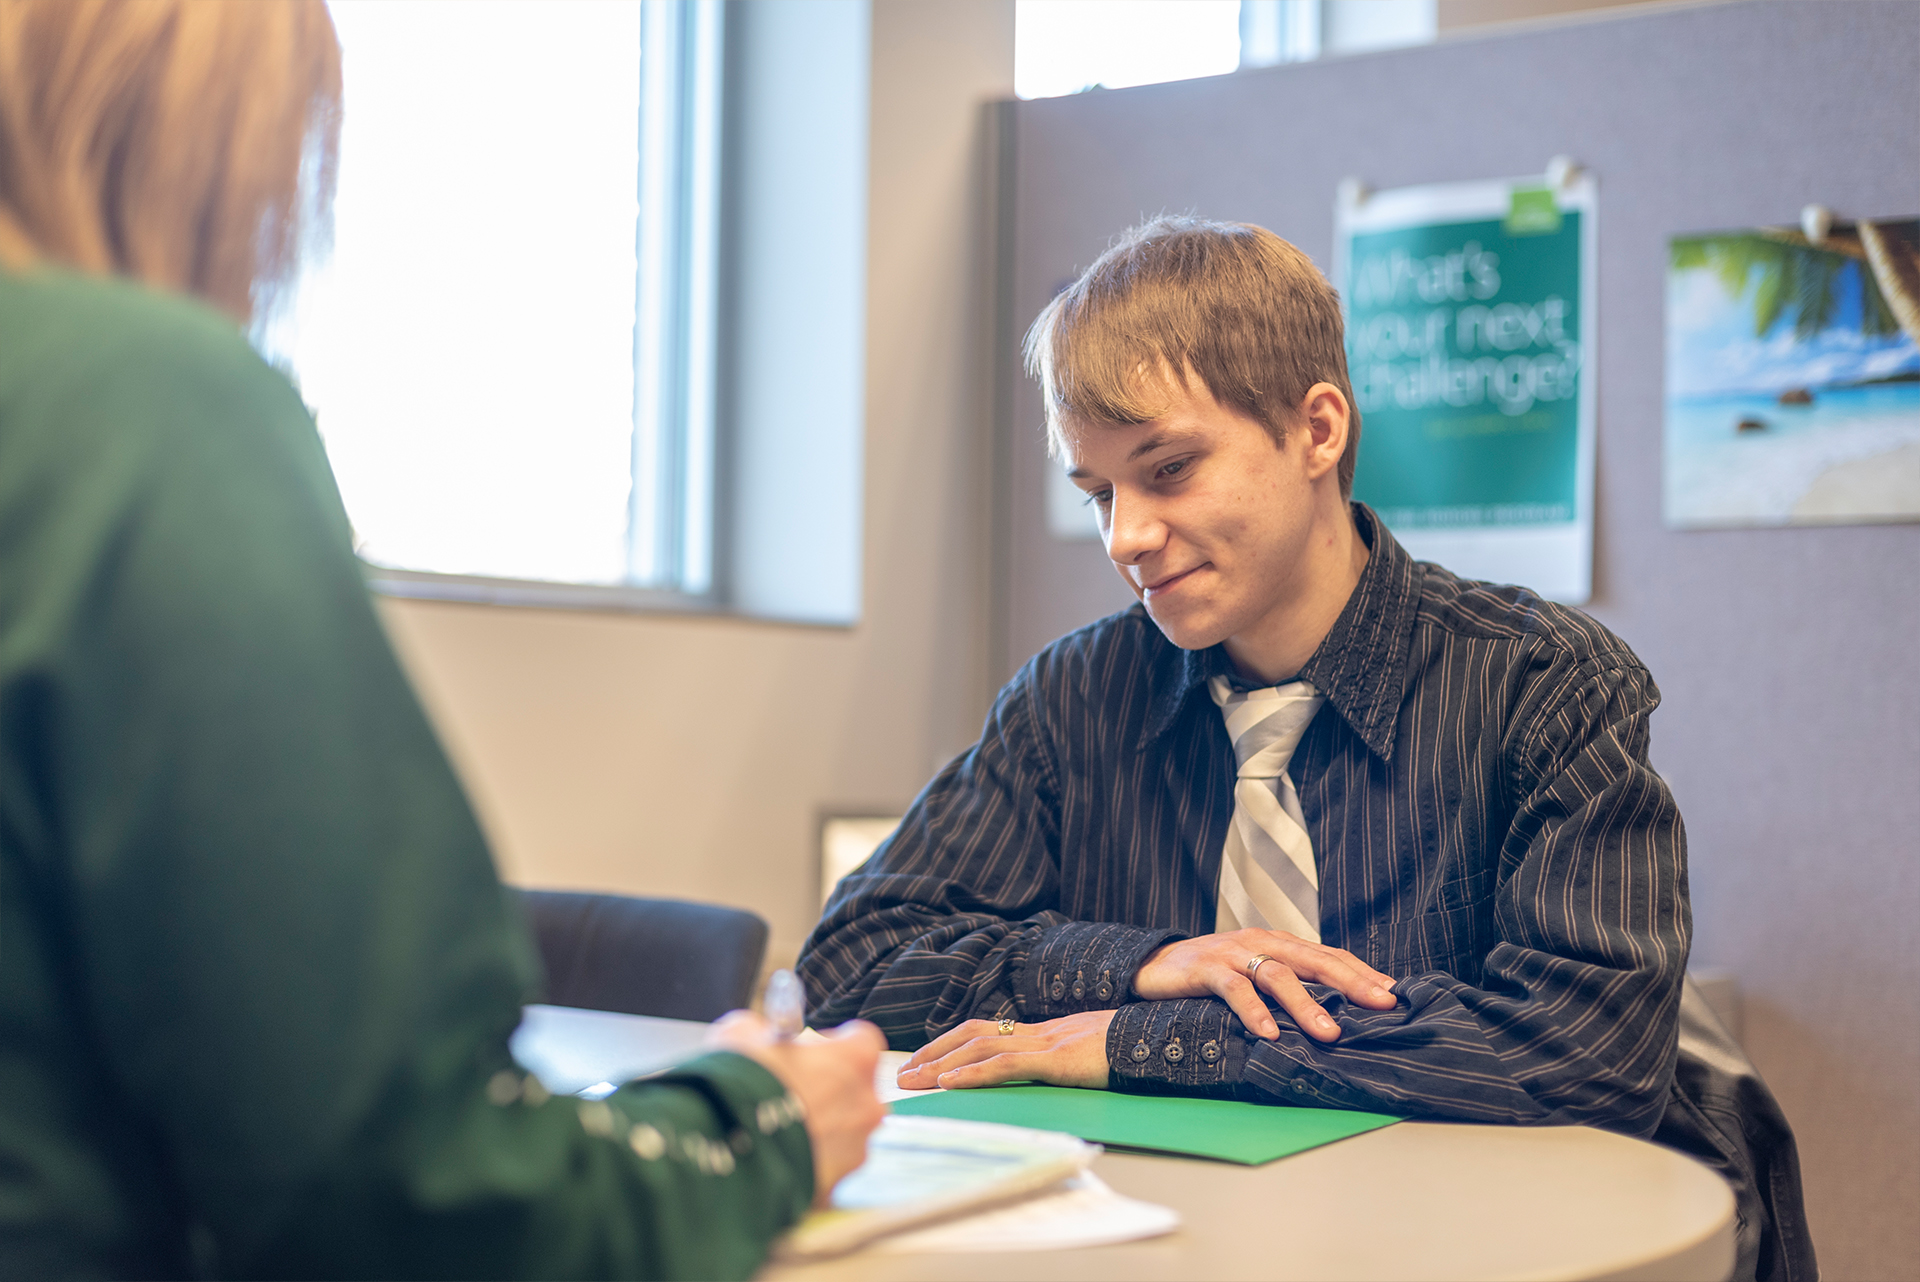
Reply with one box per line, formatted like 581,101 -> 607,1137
1133,929 -> 1398,1042
894,1010 -> 1116,1091
706,1012 -> 887,1203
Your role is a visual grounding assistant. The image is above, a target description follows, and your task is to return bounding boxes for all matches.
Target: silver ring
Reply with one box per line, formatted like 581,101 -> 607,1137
1246,954 -> 1273,981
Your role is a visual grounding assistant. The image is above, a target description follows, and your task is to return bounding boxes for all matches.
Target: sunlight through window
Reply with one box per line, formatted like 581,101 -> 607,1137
284,1 -> 643,586
1015,0 -> 1243,100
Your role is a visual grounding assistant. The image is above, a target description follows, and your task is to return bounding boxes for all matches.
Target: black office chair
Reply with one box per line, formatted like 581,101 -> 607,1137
513,888 -> 770,1023
1653,976 -> 1817,1282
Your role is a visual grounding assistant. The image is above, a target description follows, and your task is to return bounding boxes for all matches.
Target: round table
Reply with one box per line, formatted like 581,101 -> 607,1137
513,1005 -> 1735,1281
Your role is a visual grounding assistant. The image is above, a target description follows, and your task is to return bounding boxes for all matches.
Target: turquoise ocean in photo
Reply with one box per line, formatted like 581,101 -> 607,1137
1664,382 -> 1920,525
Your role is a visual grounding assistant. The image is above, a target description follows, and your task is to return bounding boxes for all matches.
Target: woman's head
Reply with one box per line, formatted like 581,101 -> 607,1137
0,0 -> 341,322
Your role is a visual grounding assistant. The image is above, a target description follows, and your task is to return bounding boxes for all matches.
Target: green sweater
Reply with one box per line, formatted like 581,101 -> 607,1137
0,266 -> 812,1279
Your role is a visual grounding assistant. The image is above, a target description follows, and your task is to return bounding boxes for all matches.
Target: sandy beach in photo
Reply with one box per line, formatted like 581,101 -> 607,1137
1664,384 -> 1920,526
1793,440 -> 1920,520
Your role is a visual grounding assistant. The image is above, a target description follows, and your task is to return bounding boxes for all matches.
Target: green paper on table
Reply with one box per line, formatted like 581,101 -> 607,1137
888,1085 -> 1400,1166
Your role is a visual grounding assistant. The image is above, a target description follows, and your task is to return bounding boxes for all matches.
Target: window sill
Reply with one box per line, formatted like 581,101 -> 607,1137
365,564 -> 854,628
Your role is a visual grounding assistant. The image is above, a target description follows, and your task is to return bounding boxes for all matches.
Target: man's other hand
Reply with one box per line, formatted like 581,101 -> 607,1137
1133,929 -> 1399,1042
707,1012 -> 887,1203
894,1010 -> 1115,1091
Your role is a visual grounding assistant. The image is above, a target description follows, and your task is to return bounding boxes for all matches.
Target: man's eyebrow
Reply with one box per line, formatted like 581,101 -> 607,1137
1065,428 -> 1203,478
1127,429 -> 1201,462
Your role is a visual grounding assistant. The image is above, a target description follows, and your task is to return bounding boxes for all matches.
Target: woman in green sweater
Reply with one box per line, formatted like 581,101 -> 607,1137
0,2 -> 883,1277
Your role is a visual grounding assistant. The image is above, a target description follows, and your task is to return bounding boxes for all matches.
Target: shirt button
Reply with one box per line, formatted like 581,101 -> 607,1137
1291,1080 -> 1308,1094
1130,1039 -> 1151,1063
1201,1039 -> 1220,1063
1164,1037 -> 1185,1063
629,1123 -> 665,1160
1050,979 -> 1066,1001
1071,981 -> 1085,1000
1095,982 -> 1112,1001
486,1070 -> 521,1106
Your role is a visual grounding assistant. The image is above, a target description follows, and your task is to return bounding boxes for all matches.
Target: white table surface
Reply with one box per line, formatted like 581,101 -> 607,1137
512,1005 -> 1735,1282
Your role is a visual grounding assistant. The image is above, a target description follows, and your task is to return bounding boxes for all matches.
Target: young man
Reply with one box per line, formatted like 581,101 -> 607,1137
798,218 -> 1807,1278
802,214 -> 1687,1122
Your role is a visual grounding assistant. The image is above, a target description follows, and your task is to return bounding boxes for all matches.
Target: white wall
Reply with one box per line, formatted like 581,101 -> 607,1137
378,0 -> 1017,970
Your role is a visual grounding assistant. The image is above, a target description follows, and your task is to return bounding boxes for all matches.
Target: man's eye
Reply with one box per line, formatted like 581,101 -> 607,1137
1159,458 -> 1190,480
1082,489 -> 1113,507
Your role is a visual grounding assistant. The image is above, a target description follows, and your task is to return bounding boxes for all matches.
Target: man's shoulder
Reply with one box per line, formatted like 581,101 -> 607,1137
1411,559 -> 1640,672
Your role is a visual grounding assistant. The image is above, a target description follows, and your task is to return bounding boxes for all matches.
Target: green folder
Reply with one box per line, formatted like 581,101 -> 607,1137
888,1085 -> 1400,1166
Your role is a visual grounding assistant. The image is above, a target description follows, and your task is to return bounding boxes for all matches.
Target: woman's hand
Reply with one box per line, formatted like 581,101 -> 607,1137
707,1012 -> 887,1202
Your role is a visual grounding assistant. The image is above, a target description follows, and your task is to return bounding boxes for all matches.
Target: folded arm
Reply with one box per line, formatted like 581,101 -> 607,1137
800,669 -> 1182,1049
899,657 -> 1690,1137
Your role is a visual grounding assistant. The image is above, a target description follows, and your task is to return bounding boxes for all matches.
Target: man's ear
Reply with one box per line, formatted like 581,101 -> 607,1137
1297,383 -> 1352,482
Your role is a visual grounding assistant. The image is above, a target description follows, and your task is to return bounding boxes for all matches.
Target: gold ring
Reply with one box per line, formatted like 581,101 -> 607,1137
1246,954 -> 1273,981
997,1016 -> 1016,1036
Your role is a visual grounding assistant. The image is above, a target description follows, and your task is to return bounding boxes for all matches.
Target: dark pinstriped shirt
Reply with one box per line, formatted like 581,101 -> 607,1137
799,505 -> 1689,1136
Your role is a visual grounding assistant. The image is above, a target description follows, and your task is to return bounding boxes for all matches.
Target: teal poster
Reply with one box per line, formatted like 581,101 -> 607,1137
1336,174 -> 1596,602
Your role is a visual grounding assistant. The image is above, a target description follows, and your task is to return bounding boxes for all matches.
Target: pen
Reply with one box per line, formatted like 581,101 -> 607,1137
764,968 -> 807,1040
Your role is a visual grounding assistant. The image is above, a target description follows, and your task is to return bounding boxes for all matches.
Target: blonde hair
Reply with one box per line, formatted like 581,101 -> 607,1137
1025,216 -> 1363,497
0,0 -> 341,323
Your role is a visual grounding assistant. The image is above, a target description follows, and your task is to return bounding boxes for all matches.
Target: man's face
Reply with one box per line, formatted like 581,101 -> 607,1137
1062,377 -> 1320,653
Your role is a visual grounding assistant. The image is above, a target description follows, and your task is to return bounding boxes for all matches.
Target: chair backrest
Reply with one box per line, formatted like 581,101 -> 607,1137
514,889 -> 770,1023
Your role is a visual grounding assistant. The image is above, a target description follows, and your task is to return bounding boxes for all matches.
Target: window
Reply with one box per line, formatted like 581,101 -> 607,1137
276,0 -> 723,603
1014,0 -> 1244,100
1013,1 -> 1438,103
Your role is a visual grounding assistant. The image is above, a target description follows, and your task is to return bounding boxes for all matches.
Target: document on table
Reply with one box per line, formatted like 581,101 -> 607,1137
778,1114 -> 1113,1258
881,1050 -> 1400,1165
869,1170 -> 1179,1254
782,1114 -> 1179,1258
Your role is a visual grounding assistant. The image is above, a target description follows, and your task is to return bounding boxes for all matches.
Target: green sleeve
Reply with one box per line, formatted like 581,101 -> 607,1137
0,273 -> 812,1279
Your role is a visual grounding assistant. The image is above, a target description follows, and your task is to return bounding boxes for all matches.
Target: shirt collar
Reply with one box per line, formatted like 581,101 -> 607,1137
1138,503 -> 1419,762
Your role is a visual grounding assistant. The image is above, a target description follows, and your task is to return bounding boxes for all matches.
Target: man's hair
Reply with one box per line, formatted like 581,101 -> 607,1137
1024,216 -> 1362,497
0,0 -> 342,324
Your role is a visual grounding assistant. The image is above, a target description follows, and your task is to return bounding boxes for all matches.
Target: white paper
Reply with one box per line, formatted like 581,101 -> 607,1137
782,1114 -> 1097,1257
877,1048 -> 945,1103
868,1170 -> 1180,1254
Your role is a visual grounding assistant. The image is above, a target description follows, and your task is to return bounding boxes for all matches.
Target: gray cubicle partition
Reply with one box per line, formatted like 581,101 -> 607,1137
992,3 -> 1918,1276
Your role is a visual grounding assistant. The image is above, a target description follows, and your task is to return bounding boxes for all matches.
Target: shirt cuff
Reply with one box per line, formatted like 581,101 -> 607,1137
1105,998 -> 1246,1094
638,1051 -> 817,1206
1104,996 -> 1404,1112
1239,1044 -> 1403,1112
1014,921 -> 1182,1020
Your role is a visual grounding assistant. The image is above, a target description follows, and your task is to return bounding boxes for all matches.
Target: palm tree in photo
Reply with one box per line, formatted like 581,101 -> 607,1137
1671,217 -> 1920,348
1858,220 -> 1920,344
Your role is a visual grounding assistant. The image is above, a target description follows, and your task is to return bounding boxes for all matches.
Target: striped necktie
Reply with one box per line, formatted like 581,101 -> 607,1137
1208,675 -> 1326,943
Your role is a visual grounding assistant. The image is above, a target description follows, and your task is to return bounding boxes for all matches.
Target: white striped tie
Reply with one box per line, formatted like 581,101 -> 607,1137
1208,675 -> 1326,943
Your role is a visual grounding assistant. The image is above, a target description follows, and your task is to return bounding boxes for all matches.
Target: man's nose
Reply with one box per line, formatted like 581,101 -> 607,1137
1104,490 -> 1167,566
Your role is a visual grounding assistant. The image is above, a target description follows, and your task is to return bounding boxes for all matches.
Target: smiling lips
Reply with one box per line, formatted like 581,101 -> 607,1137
1140,564 -> 1205,598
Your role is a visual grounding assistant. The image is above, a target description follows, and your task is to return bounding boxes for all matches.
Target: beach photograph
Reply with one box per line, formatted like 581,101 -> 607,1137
1665,215 -> 1920,528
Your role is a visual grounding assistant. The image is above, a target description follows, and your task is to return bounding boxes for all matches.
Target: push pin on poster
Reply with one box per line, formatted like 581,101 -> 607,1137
1544,155 -> 1582,191
1800,203 -> 1833,246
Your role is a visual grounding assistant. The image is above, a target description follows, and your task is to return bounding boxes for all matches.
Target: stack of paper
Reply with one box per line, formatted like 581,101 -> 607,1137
869,1169 -> 1179,1255
777,1114 -> 1106,1258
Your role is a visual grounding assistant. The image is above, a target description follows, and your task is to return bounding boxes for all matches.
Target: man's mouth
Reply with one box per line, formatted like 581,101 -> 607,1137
1140,564 -> 1204,597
